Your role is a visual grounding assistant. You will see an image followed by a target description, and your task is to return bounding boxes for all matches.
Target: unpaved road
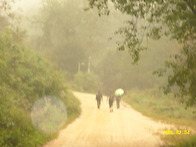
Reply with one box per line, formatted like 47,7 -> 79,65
44,91 -> 173,147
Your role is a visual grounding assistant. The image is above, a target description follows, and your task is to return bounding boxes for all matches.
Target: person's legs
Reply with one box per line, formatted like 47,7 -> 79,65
119,97 -> 121,108
109,99 -> 113,112
109,100 -> 111,111
116,98 -> 119,108
111,101 -> 113,112
97,100 -> 100,109
116,97 -> 121,108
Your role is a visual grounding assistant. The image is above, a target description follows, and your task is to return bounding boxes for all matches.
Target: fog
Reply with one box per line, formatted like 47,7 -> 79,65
1,0 -> 195,146
13,0 -> 41,13
11,0 -> 179,93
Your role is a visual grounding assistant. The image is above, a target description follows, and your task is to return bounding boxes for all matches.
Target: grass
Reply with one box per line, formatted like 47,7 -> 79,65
0,89 -> 81,147
41,89 -> 81,143
123,88 -> 196,147
161,134 -> 196,147
62,90 -> 81,125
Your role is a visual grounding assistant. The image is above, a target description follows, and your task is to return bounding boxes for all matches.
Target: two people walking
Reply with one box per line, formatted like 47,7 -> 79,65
108,92 -> 122,112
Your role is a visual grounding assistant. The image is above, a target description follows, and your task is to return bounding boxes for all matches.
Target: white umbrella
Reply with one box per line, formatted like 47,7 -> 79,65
115,88 -> 124,96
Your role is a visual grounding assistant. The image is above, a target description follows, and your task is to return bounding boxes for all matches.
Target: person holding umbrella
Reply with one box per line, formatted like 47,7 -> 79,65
115,88 -> 124,109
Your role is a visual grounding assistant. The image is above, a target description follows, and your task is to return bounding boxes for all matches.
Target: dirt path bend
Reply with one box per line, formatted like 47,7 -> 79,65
44,91 -> 173,147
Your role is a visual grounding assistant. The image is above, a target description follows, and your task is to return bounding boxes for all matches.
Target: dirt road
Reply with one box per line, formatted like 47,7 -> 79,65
44,91 -> 173,147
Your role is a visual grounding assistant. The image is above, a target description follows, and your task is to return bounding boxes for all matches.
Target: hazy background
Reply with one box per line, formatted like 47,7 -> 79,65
1,0 -> 195,147
12,0 -> 179,93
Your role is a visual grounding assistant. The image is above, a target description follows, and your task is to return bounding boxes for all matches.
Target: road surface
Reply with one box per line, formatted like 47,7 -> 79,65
44,91 -> 173,147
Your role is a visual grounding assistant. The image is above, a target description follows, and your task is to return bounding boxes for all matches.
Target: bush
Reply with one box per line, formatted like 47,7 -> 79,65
0,29 -> 80,147
73,71 -> 101,92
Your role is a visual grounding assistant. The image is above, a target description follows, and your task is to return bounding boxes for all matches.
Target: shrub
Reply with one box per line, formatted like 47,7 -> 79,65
73,71 -> 101,92
0,29 -> 80,147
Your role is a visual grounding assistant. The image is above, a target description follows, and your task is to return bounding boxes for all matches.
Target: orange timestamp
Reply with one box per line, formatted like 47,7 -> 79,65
163,130 -> 190,135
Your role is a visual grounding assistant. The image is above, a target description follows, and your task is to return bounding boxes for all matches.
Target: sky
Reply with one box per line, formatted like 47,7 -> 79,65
13,0 -> 42,15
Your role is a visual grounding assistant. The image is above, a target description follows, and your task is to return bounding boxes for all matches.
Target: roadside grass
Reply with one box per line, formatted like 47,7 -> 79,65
123,88 -> 196,147
174,135 -> 196,147
0,89 -> 81,147
161,134 -> 196,147
62,90 -> 81,125
34,89 -> 81,146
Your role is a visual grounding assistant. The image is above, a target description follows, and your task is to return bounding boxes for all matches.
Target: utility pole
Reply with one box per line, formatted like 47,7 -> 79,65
88,56 -> 91,73
78,62 -> 81,72
78,62 -> 84,72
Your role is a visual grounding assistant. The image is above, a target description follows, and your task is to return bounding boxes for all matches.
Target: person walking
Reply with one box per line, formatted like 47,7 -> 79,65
114,88 -> 124,109
107,91 -> 115,112
116,95 -> 121,109
96,90 -> 103,109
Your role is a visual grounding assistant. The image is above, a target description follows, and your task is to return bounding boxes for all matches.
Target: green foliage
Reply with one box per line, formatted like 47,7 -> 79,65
31,0 -> 128,81
174,135 -> 196,147
88,0 -> 196,107
0,29 -> 64,103
0,29 -> 80,147
62,90 -> 81,123
95,39 -> 175,92
123,89 -> 196,126
34,0 -> 118,75
0,98 -> 49,147
0,0 -> 14,30
161,134 -> 196,147
161,43 -> 196,107
124,88 -> 196,147
73,72 -> 101,92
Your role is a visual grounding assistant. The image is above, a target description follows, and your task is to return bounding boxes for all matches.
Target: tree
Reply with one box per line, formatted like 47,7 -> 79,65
34,0 -> 120,75
0,0 -> 14,30
95,39 -> 173,92
88,0 -> 196,107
